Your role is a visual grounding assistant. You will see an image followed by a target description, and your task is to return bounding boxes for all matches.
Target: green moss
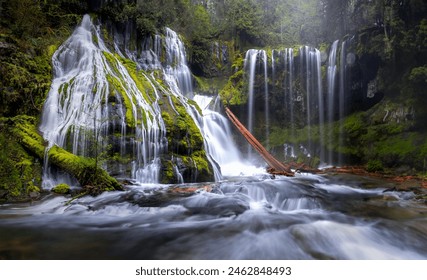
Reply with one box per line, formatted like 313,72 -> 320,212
220,69 -> 247,106
193,75 -> 210,92
190,151 -> 210,175
106,74 -> 135,128
158,93 -> 214,183
187,98 -> 203,116
52,183 -> 71,194
11,116 -> 46,158
0,116 -> 42,201
26,182 -> 40,194
9,117 -> 122,195
103,52 -> 162,129
120,56 -> 155,101
48,145 -> 122,192
161,160 -> 175,184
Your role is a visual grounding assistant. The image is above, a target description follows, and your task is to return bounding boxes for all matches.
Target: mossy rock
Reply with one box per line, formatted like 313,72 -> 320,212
52,183 -> 71,195
9,116 -> 123,196
0,117 -> 43,202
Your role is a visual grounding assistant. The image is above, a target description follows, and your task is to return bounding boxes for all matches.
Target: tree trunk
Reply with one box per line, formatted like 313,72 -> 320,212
225,107 -> 294,176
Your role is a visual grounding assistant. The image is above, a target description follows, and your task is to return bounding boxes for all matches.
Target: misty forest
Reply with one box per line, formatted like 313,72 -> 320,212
0,0 -> 427,259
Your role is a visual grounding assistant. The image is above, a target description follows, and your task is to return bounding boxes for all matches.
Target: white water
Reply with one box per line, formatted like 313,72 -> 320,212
1,174 -> 426,259
338,40 -> 347,166
327,40 -> 339,164
40,15 -> 169,186
262,51 -> 269,148
244,49 -> 260,158
193,95 -> 266,177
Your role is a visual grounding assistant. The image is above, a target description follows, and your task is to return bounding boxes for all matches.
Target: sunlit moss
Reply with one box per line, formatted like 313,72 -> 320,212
106,73 -> 135,128
10,117 -> 122,194
52,183 -> 70,194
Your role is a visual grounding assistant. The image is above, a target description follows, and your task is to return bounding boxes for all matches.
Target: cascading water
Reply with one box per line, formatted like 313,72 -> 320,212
338,40 -> 347,166
40,14 -> 265,186
244,49 -> 270,157
327,40 -> 339,164
243,41 -> 350,167
284,48 -> 296,159
316,49 -> 325,164
163,28 -> 193,96
262,51 -> 270,149
193,95 -> 264,177
112,18 -> 256,181
244,49 -> 260,158
40,15 -> 168,187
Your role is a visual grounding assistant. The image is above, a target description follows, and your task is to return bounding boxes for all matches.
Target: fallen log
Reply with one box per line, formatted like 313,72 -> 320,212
225,107 -> 294,176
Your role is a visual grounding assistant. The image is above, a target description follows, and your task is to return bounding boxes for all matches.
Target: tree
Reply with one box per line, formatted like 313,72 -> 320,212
223,0 -> 263,47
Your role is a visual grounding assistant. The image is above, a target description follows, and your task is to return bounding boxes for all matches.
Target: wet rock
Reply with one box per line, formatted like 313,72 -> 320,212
186,197 -> 250,217
29,191 -> 40,200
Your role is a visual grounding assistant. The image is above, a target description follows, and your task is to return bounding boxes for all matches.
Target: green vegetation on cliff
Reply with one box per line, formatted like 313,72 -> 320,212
8,116 -> 123,196
0,117 -> 42,202
160,94 -> 214,183
0,1 -> 85,117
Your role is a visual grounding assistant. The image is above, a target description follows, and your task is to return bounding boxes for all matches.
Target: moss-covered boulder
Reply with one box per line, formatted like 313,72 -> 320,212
0,117 -> 43,202
52,183 -> 71,195
10,116 -> 123,195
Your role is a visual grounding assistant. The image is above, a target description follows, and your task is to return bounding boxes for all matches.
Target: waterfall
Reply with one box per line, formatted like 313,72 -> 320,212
327,40 -> 339,164
244,49 -> 270,155
164,28 -> 193,96
193,95 -> 264,177
262,51 -> 270,149
40,15 -> 168,187
316,49 -> 325,165
40,15 -> 237,187
285,48 -> 295,159
244,49 -> 259,158
242,40 -> 349,167
338,40 -> 347,166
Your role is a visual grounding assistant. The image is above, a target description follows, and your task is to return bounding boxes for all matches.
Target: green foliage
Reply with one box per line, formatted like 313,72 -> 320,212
0,0 -> 81,118
220,69 -> 247,106
409,66 -> 427,83
224,0 -> 263,45
220,54 -> 247,106
343,113 -> 365,139
366,159 -> 384,172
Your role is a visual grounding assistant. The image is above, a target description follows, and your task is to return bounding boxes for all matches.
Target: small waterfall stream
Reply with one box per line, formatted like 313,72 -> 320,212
327,40 -> 339,165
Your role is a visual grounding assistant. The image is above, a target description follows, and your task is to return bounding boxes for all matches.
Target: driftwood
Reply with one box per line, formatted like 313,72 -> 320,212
225,107 -> 294,176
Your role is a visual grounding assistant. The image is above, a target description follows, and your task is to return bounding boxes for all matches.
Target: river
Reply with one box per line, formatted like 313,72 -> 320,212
1,173 -> 426,259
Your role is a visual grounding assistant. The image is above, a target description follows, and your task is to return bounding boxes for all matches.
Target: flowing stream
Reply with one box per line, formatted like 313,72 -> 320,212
1,174 -> 426,259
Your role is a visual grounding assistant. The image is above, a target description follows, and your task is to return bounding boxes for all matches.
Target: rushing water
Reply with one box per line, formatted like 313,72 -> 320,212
1,173 -> 426,259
